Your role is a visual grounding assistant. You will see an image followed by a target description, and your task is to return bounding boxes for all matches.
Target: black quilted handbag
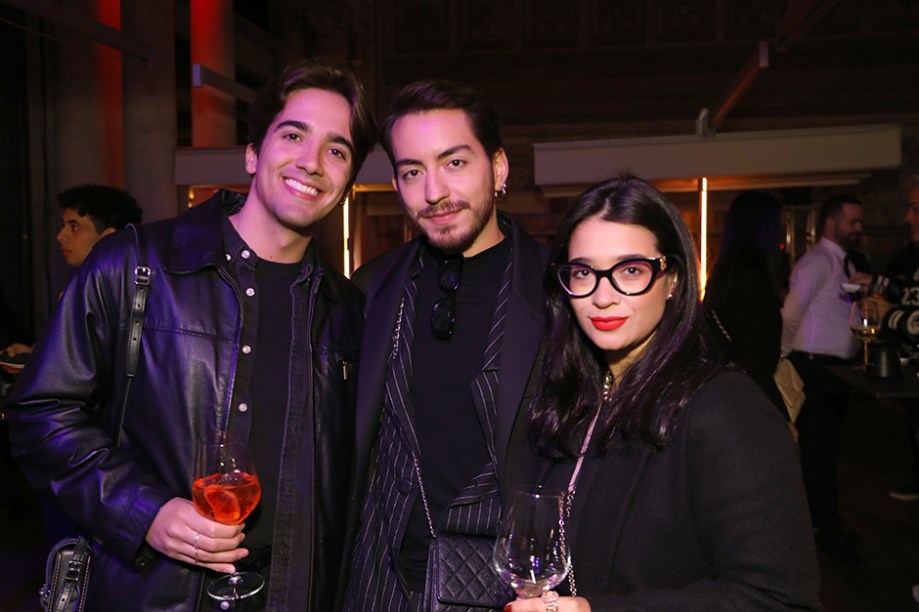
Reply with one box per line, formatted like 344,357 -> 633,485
424,532 -> 515,611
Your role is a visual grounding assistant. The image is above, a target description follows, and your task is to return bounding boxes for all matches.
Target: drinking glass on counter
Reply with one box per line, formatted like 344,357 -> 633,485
849,299 -> 880,367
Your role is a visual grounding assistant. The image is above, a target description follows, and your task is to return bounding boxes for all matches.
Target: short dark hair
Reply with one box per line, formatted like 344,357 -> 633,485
820,194 -> 861,229
379,79 -> 504,166
58,184 -> 142,232
531,174 -> 726,458
247,60 -> 377,192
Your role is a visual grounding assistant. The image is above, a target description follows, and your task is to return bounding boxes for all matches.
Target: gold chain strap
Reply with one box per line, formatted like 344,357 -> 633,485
561,371 -> 612,597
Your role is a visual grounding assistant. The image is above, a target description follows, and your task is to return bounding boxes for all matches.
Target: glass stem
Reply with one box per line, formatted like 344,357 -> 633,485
229,573 -> 242,599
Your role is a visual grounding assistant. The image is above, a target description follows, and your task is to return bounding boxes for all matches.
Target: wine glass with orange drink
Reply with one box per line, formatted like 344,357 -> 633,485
193,435 -> 263,605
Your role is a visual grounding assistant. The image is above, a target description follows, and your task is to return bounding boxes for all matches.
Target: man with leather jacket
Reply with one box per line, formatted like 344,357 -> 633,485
4,60 -> 375,611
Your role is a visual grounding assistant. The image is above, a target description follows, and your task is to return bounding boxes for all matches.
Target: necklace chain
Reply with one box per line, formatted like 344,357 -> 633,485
602,370 -> 613,401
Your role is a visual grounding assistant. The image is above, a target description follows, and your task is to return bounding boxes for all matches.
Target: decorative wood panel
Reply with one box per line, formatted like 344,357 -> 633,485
723,0 -> 784,40
522,0 -> 580,48
872,0 -> 919,30
588,0 -> 647,46
809,0 -> 865,36
459,0 -> 514,50
393,0 -> 449,53
655,0 -> 716,43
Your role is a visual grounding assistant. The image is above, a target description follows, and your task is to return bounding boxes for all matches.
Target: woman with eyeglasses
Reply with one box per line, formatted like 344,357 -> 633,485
505,176 -> 819,611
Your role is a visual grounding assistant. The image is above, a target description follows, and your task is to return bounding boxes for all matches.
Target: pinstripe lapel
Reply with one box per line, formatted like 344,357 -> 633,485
493,223 -> 549,478
354,242 -> 421,495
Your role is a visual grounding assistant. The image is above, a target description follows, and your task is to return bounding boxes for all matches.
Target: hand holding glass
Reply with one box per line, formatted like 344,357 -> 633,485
193,436 -> 263,606
493,486 -> 570,599
849,299 -> 880,367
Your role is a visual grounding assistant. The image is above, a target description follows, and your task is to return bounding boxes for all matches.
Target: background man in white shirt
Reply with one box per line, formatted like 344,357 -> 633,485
782,194 -> 870,565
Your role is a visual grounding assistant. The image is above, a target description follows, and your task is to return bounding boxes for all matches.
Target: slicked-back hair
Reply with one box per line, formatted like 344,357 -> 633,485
247,60 -> 377,192
58,184 -> 142,233
379,79 -> 504,166
530,174 -> 728,459
819,194 -> 862,231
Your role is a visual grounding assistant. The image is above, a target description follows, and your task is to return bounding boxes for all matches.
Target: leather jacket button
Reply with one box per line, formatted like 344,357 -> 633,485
238,403 -> 248,412
397,478 -> 413,494
245,287 -> 255,297
241,345 -> 252,354
241,249 -> 251,259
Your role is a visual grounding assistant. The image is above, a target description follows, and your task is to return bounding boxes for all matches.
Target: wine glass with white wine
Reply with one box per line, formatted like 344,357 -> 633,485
849,298 -> 880,367
493,486 -> 570,600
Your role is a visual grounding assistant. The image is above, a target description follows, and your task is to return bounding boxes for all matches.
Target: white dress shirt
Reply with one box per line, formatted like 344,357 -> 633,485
781,237 -> 859,359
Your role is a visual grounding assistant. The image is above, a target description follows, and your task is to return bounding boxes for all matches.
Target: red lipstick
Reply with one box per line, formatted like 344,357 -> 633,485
591,316 -> 627,331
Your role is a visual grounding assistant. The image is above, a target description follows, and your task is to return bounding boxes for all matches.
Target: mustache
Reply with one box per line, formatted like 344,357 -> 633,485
417,200 -> 470,219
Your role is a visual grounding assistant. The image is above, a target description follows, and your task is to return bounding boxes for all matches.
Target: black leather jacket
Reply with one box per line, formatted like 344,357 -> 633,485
5,191 -> 362,610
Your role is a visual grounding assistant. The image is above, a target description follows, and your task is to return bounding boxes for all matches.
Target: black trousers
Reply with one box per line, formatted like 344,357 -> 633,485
902,400 -> 919,486
789,351 -> 851,535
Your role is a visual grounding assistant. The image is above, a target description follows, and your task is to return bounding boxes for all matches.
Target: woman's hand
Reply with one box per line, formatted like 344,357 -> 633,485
145,497 -> 248,573
504,591 -> 592,612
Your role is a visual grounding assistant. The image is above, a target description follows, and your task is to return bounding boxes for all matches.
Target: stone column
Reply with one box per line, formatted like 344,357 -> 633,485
122,0 -> 177,222
191,0 -> 236,147
53,0 -> 123,189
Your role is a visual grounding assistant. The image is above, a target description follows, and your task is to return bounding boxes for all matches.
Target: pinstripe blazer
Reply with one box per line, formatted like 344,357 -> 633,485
341,215 -> 548,610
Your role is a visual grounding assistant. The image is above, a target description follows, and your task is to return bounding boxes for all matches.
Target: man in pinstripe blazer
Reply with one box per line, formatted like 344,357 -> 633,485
342,80 -> 548,611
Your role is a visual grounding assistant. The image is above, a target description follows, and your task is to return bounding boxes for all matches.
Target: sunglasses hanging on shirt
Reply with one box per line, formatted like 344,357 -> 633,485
431,255 -> 463,340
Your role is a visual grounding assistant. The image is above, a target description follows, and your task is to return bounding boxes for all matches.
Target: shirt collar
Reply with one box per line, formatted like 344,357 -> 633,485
221,211 -> 316,282
818,237 -> 846,259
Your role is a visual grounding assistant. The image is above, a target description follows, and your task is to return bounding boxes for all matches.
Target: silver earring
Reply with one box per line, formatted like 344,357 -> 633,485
494,183 -> 507,200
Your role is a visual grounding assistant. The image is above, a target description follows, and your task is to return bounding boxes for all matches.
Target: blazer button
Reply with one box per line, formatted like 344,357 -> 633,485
397,478 -> 413,494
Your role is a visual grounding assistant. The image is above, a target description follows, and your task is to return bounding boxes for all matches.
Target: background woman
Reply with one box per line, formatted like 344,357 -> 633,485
704,190 -> 790,420
506,176 -> 819,611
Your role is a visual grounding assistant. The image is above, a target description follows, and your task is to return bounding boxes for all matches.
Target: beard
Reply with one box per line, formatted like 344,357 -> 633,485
414,192 -> 497,255
841,231 -> 862,250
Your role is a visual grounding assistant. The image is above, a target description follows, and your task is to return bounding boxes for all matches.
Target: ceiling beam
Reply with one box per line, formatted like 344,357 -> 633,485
192,64 -> 257,103
712,41 -> 770,129
777,0 -> 842,50
533,124 -> 902,190
708,0 -> 841,128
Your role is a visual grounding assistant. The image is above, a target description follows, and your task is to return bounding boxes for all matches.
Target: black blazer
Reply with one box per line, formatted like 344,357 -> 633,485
514,373 -> 820,611
341,216 -> 548,587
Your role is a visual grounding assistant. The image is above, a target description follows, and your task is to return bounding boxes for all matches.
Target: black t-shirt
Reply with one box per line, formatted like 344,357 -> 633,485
399,238 -> 511,591
245,258 -> 300,551
885,242 -> 919,306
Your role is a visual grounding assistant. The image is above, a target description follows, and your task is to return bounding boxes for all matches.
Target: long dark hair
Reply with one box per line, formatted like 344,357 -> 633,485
530,175 -> 726,459
705,190 -> 784,311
